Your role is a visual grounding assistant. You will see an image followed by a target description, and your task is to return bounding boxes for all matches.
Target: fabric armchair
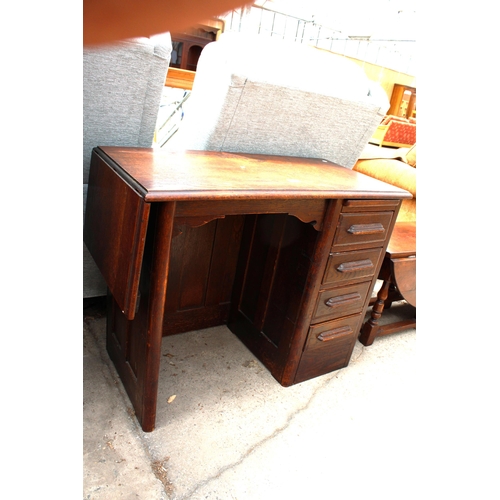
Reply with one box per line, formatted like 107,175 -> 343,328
353,144 -> 416,222
370,114 -> 416,148
165,32 -> 389,169
83,34 -> 172,298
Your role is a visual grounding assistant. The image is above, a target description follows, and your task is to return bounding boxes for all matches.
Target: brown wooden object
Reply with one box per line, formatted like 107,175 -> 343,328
165,68 -> 196,90
388,84 -> 416,119
359,221 -> 416,346
84,146 -> 411,431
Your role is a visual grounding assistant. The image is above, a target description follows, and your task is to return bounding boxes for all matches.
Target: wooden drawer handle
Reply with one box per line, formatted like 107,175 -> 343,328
317,325 -> 353,342
336,259 -> 374,273
325,292 -> 361,308
347,223 -> 385,235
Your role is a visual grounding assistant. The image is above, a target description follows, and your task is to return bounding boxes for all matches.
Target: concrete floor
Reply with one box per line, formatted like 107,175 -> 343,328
83,297 -> 417,500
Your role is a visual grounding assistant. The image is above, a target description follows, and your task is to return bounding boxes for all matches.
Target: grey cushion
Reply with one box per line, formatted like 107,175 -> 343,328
167,33 -> 389,169
83,184 -> 107,297
83,34 -> 172,298
83,33 -> 172,183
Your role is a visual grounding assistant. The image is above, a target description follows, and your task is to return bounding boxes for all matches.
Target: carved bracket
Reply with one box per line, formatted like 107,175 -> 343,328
175,199 -> 326,232
173,215 -> 226,237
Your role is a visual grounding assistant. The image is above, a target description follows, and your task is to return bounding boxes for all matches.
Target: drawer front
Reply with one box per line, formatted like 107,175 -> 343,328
323,247 -> 384,286
341,199 -> 401,213
294,314 -> 361,384
312,281 -> 371,324
332,212 -> 394,250
304,314 -> 360,352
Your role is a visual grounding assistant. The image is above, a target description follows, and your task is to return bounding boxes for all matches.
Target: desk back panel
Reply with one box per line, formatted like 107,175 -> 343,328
162,215 -> 245,335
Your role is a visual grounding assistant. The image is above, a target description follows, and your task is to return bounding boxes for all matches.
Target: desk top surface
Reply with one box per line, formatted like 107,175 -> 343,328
96,147 -> 412,202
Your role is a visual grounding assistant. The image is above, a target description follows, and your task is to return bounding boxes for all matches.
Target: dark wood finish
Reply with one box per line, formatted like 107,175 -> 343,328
93,147 -> 410,202
359,221 -> 416,346
292,199 -> 401,383
106,202 -> 176,431
341,199 -> 401,212
176,198 -> 327,230
324,248 -> 384,285
386,221 -> 417,260
332,211 -> 395,249
228,200 -> 342,386
83,152 -> 150,320
313,282 -> 371,324
83,146 -> 411,431
294,314 -> 362,384
163,216 -> 245,335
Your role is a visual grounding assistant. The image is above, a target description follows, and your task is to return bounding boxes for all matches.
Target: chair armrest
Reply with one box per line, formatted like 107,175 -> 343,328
353,158 -> 416,198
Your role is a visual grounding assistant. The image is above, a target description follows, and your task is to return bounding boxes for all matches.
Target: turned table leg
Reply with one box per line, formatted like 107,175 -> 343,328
359,277 -> 392,346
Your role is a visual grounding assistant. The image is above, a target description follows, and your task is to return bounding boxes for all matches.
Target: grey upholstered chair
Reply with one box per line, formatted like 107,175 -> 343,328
165,32 -> 389,169
83,34 -> 172,298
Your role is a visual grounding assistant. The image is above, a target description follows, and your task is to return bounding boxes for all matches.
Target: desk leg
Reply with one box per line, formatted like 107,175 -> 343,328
106,202 -> 176,432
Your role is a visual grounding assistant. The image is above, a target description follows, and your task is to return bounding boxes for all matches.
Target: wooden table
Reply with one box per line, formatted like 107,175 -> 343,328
359,221 -> 416,346
84,146 -> 411,431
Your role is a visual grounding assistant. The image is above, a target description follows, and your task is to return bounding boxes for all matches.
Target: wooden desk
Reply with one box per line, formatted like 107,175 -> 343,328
84,146 -> 412,431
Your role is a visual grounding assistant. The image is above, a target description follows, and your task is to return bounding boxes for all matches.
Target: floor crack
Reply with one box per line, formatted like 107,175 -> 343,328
151,458 -> 175,496
351,343 -> 366,364
178,371 -> 341,499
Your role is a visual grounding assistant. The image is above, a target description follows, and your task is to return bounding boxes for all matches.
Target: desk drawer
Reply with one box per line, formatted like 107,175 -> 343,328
312,281 -> 371,324
323,247 -> 384,286
304,314 -> 360,352
294,314 -> 361,383
332,212 -> 394,250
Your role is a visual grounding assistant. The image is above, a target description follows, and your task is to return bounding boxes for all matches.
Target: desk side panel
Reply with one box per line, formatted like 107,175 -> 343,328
84,150 -> 150,320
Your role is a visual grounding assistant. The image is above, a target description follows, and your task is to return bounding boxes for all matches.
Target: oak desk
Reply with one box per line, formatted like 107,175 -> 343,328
84,146 -> 411,431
